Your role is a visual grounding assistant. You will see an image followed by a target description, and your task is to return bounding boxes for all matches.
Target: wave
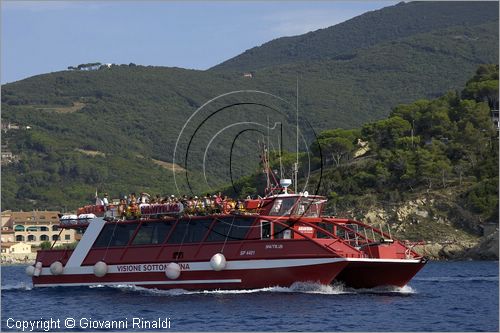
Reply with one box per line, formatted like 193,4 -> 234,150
351,284 -> 416,295
1,282 -> 32,291
103,281 -> 415,296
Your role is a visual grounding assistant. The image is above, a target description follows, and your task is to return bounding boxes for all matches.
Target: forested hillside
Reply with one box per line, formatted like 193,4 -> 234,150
212,1 -> 498,71
229,64 -> 499,245
1,1 -> 498,211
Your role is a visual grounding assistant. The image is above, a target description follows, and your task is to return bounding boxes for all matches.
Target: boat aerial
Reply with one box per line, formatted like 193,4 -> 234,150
27,144 -> 426,290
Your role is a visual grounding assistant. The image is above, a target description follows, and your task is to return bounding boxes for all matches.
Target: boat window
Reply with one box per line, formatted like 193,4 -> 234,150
261,221 -> 271,239
92,223 -> 139,248
132,221 -> 175,245
206,217 -> 255,242
295,198 -> 322,217
269,197 -> 297,216
167,219 -> 213,244
273,222 -> 294,239
316,222 -> 334,239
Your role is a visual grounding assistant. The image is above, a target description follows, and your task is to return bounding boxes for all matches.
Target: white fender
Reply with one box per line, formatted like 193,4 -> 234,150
93,261 -> 108,277
50,261 -> 64,275
25,265 -> 35,277
33,261 -> 43,277
210,253 -> 227,271
165,262 -> 181,279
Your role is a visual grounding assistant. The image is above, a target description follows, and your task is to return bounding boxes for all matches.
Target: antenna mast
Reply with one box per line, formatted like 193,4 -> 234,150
279,122 -> 283,179
295,76 -> 299,193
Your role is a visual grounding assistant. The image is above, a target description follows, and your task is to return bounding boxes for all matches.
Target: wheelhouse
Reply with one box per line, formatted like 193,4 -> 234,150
255,194 -> 327,217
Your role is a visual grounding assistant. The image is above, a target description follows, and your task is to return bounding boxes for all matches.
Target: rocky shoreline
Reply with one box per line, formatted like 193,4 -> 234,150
341,189 -> 499,261
414,230 -> 499,260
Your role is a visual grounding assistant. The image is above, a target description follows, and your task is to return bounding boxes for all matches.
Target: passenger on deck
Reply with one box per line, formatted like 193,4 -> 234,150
203,194 -> 212,214
127,198 -> 140,219
118,198 -> 127,218
128,193 -> 137,205
139,192 -> 149,204
175,198 -> 184,214
186,197 -> 194,215
102,193 -> 109,208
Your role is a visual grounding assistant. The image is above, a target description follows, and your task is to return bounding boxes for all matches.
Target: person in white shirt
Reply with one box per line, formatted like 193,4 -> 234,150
102,193 -> 109,207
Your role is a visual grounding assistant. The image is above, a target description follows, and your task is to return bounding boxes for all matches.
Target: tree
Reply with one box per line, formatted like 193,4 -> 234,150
40,241 -> 52,250
315,128 -> 359,166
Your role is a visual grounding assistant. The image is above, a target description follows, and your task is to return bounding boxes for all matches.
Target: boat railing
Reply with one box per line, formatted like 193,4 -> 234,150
331,222 -> 376,249
287,219 -> 364,256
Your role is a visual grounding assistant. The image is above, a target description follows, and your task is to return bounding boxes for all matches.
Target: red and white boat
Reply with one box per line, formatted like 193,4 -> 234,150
27,181 -> 426,290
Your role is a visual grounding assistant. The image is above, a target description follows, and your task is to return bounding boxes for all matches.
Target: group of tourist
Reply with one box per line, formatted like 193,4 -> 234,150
96,192 -> 246,219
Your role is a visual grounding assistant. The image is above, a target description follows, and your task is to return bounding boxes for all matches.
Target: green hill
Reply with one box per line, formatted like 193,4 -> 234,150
212,1 -> 499,71
1,1 -> 498,211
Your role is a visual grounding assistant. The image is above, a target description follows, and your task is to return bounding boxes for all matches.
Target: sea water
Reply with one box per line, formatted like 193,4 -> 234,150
1,261 -> 498,331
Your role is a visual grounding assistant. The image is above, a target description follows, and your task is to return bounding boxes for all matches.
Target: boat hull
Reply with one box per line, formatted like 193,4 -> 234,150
333,259 -> 426,288
32,258 -> 348,290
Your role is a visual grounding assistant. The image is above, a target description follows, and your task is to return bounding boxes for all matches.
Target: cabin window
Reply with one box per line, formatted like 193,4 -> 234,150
92,223 -> 139,248
167,219 -> 213,244
316,222 -> 334,239
132,221 -> 174,245
269,198 -> 296,216
261,221 -> 271,239
295,198 -> 322,217
273,222 -> 294,239
205,217 -> 254,242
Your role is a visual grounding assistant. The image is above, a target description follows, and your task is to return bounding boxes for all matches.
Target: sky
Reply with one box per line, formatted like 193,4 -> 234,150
1,1 -> 395,84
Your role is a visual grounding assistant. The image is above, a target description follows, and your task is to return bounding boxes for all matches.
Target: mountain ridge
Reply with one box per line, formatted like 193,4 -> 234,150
211,1 -> 499,72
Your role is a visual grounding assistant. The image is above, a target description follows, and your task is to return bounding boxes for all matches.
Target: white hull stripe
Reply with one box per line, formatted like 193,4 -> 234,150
34,279 -> 242,288
345,258 -> 422,263
40,257 -> 345,276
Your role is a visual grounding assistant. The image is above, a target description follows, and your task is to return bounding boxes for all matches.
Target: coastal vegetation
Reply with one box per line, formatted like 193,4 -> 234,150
229,65 -> 499,244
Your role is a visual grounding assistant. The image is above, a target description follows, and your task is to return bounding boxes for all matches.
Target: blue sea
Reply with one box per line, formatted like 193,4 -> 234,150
1,261 -> 498,332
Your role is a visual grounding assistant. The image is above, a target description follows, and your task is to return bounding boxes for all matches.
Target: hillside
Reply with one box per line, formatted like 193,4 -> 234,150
1,1 -> 498,211
212,1 -> 499,72
228,64 -> 499,258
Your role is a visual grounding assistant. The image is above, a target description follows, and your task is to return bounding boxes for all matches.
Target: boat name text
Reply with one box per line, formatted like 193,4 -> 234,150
117,263 -> 190,272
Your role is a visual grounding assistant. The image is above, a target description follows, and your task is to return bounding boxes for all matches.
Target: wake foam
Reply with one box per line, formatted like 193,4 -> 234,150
103,281 -> 418,296
352,284 -> 416,294
1,282 -> 32,291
